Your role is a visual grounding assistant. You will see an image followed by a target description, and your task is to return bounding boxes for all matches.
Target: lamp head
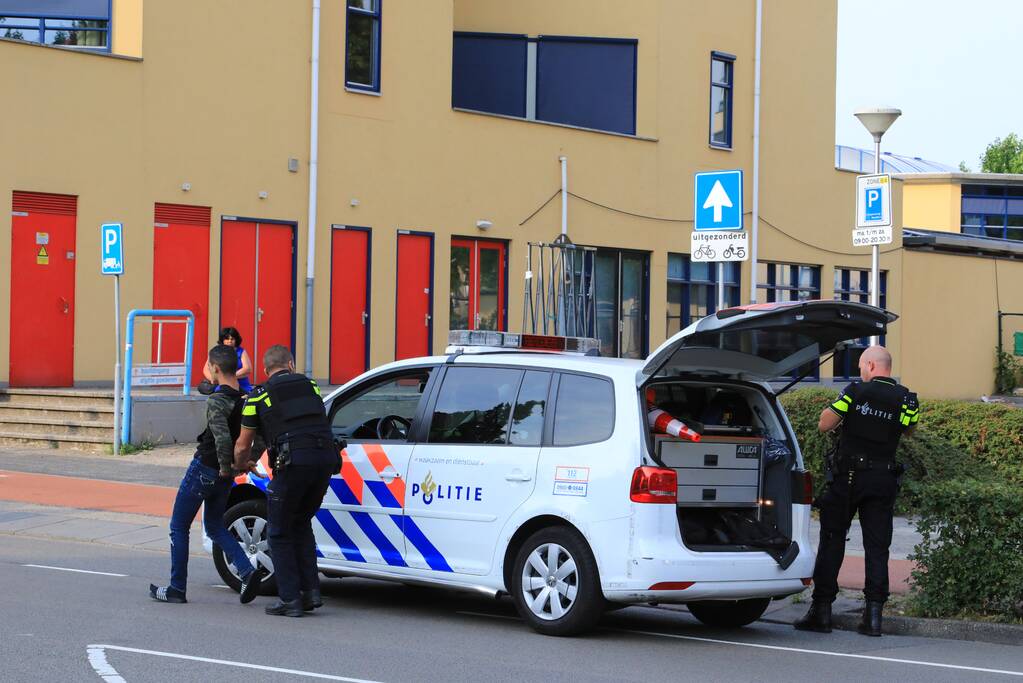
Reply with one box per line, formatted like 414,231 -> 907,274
854,107 -> 902,140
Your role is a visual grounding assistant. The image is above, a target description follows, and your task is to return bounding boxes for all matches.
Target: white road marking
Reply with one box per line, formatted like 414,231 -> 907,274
458,611 -> 1023,678
24,564 -> 127,577
87,645 -> 385,682
87,646 -> 127,683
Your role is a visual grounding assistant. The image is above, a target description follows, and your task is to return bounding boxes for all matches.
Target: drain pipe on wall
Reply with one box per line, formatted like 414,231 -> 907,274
749,0 -> 762,304
303,0 -> 322,375
560,156 -> 568,236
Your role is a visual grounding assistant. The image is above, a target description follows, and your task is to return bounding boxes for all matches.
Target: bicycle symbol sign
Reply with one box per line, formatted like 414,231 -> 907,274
690,230 -> 749,263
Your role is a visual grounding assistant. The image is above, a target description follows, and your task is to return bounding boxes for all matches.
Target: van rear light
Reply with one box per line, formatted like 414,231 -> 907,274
801,578 -> 813,586
792,470 -> 814,505
631,466 -> 677,504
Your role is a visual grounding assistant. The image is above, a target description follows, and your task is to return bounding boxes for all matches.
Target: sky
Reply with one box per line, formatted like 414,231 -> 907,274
835,0 -> 1023,170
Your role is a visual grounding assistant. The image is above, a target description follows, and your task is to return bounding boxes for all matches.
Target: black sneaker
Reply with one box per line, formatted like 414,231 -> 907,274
149,584 -> 187,604
301,589 -> 323,612
265,599 -> 303,617
239,568 -> 268,605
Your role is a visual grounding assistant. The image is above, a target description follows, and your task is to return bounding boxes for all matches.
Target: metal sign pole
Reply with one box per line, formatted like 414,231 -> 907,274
113,274 -> 122,456
717,262 -> 726,311
870,138 -> 881,346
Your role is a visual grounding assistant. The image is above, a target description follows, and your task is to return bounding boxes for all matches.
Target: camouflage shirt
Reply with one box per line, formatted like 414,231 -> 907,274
196,385 -> 245,474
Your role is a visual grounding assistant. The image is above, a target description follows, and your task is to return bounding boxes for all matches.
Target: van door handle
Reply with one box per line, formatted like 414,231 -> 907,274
380,468 -> 401,481
505,471 -> 532,482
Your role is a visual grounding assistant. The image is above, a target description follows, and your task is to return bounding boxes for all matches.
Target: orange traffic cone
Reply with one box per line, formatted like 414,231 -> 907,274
648,408 -> 701,442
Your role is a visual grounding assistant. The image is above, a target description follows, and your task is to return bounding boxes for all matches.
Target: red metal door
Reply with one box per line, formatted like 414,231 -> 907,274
152,204 -> 211,385
450,238 -> 506,331
255,223 -> 294,383
330,228 -> 370,384
219,220 -> 294,384
395,232 -> 432,360
9,192 -> 77,387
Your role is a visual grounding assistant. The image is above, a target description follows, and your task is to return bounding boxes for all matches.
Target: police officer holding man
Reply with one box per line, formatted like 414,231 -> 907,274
794,346 -> 920,637
233,345 -> 339,617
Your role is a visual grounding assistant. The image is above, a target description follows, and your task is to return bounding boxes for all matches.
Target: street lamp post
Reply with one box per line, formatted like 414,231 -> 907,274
854,107 -> 901,346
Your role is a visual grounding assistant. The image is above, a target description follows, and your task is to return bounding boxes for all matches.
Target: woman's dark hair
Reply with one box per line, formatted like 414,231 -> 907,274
218,327 -> 243,347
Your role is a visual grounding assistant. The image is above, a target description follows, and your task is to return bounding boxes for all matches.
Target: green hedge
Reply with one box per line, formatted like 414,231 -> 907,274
779,388 -> 1022,510
908,478 -> 1023,621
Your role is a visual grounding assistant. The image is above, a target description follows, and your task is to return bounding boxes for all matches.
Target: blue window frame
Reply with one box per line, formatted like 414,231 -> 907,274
961,184 -> 1023,242
666,254 -> 740,336
0,0 -> 111,52
709,51 -> 734,148
832,268 -> 887,380
451,31 -> 638,136
757,262 -> 821,380
345,0 -> 381,92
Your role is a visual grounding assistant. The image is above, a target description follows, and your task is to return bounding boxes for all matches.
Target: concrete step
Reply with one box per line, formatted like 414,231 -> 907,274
0,389 -> 114,410
0,403 -> 115,422
0,431 -> 110,453
0,418 -> 113,439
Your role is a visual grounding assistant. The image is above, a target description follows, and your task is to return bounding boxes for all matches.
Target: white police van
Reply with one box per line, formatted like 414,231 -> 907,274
211,300 -> 894,635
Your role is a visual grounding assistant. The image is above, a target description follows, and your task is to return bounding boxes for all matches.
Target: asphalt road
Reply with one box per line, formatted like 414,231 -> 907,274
2,535 -> 1021,683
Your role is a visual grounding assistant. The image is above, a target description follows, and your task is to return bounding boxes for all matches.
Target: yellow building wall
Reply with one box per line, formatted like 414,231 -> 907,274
2,0 -> 914,387
112,0 -> 144,58
902,181 -> 960,232
900,250 -> 1023,398
0,0 -> 310,384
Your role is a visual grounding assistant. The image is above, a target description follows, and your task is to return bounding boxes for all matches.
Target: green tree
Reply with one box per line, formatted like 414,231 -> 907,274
980,133 -> 1023,174
958,161 -> 971,173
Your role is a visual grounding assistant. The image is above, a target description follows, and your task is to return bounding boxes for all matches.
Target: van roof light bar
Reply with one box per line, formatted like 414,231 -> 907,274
446,330 -> 600,355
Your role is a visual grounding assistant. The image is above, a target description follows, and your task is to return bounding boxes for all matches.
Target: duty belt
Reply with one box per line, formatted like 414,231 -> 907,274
842,453 -> 899,472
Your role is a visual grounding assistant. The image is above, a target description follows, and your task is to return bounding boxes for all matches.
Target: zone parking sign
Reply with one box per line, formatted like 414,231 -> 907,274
855,174 -> 892,228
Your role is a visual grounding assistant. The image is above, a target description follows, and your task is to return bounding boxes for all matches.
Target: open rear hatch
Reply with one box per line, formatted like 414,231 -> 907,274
638,301 -> 897,565
638,300 -> 898,384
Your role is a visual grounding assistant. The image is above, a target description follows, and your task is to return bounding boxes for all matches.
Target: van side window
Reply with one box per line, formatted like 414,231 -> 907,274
510,371 -> 551,446
553,374 -> 615,446
330,369 -> 433,441
429,366 -> 523,444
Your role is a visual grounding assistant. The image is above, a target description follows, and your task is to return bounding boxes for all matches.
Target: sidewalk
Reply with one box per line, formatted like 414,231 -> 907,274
0,499 -> 203,556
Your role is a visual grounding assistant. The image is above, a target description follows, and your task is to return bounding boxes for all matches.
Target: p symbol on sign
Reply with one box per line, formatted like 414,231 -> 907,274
104,228 -> 117,251
867,189 -> 880,208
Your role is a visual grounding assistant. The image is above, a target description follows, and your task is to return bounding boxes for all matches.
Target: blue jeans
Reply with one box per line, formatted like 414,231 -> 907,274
169,458 -> 254,592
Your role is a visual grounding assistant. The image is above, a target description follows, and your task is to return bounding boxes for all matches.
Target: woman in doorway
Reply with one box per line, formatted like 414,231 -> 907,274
203,327 -> 253,393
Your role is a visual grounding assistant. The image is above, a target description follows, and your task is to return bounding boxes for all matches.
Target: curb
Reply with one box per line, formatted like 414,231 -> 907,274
764,607 -> 1023,647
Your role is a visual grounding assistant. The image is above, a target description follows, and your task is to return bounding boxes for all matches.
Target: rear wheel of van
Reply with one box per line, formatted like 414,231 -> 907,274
511,526 -> 603,636
685,598 -> 771,628
214,498 -> 277,597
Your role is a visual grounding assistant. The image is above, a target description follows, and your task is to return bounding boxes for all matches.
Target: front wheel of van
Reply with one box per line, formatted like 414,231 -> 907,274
511,526 -> 603,637
686,598 -> 771,628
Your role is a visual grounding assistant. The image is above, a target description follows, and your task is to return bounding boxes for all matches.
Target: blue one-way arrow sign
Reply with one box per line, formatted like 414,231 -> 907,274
694,170 -> 743,230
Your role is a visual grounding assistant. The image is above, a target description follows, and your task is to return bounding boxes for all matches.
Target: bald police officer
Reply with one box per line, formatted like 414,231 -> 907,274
794,346 -> 920,637
233,345 -> 339,617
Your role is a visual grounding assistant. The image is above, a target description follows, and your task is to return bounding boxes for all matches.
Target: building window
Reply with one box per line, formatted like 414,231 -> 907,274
0,0 -> 110,51
452,32 -> 637,136
709,52 -> 734,148
666,254 -> 740,337
757,262 -> 821,380
961,184 -> 1023,241
346,0 -> 381,92
832,268 -> 887,380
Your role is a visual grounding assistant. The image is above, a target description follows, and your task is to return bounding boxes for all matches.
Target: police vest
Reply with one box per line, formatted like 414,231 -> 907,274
261,372 -> 335,464
837,379 -> 913,462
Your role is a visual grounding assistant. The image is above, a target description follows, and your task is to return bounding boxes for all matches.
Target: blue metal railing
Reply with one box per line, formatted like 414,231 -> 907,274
121,309 -> 195,445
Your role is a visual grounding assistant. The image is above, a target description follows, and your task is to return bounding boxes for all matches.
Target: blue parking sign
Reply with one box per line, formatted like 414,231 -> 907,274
864,187 -> 883,222
101,223 -> 124,275
694,170 -> 743,230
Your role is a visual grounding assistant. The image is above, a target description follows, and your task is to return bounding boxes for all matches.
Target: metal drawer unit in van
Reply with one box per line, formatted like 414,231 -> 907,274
656,436 -> 763,507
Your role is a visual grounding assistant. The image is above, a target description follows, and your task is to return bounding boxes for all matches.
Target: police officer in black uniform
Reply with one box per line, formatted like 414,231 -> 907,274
794,346 -> 919,637
233,345 -> 340,617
